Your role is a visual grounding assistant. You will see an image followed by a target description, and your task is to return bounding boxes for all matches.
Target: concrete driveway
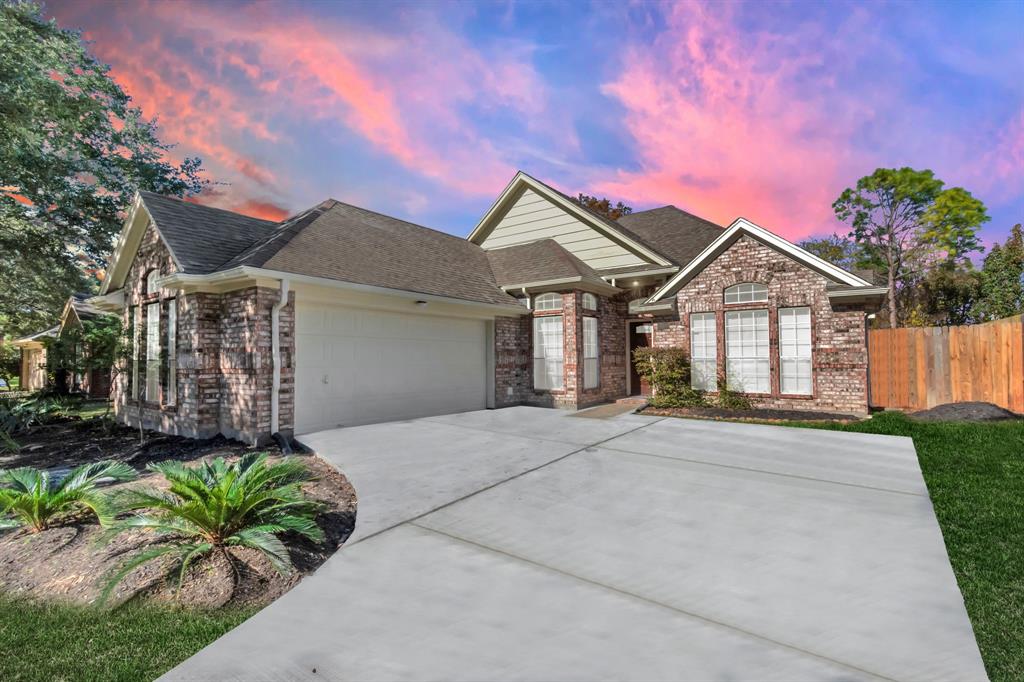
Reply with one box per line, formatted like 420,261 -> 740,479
165,407 -> 986,682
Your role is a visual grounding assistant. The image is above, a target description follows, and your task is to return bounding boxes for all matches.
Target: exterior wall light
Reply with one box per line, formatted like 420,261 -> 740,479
415,300 -> 428,307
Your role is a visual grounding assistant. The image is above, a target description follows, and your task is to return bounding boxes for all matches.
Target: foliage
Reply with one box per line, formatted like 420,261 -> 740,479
781,413 -> 1024,681
0,340 -> 18,388
102,453 -> 323,603
45,315 -> 128,391
833,167 -> 989,328
904,261 -> 983,327
0,594 -> 255,682
0,2 -> 206,335
573,193 -> 633,221
632,347 -> 707,408
715,385 -> 753,410
976,224 -> 1024,321
797,233 -> 862,271
0,460 -> 136,532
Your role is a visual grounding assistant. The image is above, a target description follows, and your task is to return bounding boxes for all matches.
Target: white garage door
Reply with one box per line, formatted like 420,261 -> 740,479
294,301 -> 488,434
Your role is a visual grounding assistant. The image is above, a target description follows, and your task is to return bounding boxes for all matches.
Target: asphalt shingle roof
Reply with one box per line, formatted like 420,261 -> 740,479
615,206 -> 725,268
485,240 -> 609,289
139,192 -> 280,274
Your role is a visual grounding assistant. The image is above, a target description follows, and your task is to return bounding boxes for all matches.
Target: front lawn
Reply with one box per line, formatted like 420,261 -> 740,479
0,596 -> 254,682
785,412 -> 1024,682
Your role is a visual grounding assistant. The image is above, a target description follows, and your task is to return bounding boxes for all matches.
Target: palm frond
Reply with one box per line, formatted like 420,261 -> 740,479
98,542 -> 198,606
228,528 -> 293,574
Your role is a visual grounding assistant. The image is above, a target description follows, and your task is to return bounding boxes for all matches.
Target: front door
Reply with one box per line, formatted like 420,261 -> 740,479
628,322 -> 653,396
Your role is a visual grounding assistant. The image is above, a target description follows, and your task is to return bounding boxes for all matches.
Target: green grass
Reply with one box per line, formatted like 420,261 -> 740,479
73,400 -> 111,419
778,412 -> 1024,682
0,596 -> 256,682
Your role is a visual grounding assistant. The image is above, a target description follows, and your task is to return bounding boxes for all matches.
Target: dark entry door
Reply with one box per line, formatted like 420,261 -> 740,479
628,322 -> 653,396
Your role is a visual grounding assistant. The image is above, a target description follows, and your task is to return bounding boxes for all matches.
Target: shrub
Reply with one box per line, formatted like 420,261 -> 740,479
0,461 -> 137,532
102,453 -> 323,603
632,347 -> 708,408
715,386 -> 754,410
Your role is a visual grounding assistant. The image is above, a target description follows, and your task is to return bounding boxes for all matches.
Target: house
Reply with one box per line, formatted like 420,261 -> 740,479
89,172 -> 886,444
11,294 -> 115,397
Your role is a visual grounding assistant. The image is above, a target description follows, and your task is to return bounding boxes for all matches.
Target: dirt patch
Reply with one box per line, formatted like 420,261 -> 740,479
0,418 -> 357,610
640,405 -> 863,423
908,401 -> 1022,423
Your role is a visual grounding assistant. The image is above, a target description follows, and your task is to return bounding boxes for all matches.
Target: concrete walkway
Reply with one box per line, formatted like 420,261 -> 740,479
164,407 -> 987,682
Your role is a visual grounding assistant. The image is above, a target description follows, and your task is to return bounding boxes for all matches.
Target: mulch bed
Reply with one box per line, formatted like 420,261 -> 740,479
908,401 -> 1023,423
0,416 -> 357,610
639,405 -> 864,423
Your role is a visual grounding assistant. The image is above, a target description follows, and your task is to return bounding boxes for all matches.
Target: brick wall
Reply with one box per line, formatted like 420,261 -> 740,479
114,222 -> 295,444
652,235 -> 870,414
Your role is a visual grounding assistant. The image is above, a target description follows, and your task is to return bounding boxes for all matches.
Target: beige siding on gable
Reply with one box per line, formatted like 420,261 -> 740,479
479,188 -> 650,271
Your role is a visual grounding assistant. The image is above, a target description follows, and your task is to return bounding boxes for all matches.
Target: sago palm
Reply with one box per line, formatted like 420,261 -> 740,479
102,452 -> 323,602
0,461 -> 137,532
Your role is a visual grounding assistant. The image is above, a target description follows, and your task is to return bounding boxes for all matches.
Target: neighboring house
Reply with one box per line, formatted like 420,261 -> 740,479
90,172 -> 885,444
12,326 -> 57,392
11,294 -> 115,397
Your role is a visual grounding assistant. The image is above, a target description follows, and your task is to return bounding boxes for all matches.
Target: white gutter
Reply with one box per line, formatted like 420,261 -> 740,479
270,278 -> 290,435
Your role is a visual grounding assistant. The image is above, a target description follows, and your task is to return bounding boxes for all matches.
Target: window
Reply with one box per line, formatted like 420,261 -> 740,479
779,307 -> 812,395
516,296 -> 530,309
130,307 -> 140,399
533,315 -> 564,390
166,301 -> 177,405
583,317 -> 599,389
145,302 -> 160,401
146,270 -> 161,296
690,312 -> 717,391
725,309 -> 769,393
581,293 -> 598,310
724,282 -> 768,304
533,292 -> 562,311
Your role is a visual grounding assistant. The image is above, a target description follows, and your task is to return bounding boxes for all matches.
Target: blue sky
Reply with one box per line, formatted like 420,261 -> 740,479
48,0 -> 1024,248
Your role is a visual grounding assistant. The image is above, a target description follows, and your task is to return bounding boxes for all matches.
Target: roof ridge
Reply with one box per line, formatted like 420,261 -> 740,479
619,204 -> 724,231
139,190 -> 280,226
218,199 -> 338,270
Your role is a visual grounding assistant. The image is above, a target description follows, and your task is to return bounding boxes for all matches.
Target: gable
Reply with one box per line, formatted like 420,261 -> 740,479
648,218 -> 872,303
470,173 -> 672,272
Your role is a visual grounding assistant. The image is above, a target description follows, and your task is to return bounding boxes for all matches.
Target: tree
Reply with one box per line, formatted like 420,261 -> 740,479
573,193 -> 632,221
976,224 -> 1024,321
0,2 -> 205,334
905,262 -> 982,327
0,340 -> 18,389
833,168 -> 989,328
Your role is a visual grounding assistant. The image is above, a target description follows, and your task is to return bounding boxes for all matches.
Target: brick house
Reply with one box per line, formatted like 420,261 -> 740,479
91,172 -> 885,444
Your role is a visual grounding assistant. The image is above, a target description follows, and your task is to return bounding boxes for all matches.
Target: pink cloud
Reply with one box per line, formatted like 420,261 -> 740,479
595,3 -> 876,239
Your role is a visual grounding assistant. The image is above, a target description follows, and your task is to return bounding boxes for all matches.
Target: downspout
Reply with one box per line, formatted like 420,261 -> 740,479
271,278 -> 291,451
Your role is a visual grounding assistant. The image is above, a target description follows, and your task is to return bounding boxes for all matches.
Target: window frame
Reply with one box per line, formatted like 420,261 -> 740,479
130,306 -> 140,400
145,270 -> 162,297
165,299 -> 177,406
779,306 -> 813,396
583,316 -> 599,389
689,312 -> 717,392
145,301 -> 161,403
532,315 -> 564,391
724,309 -> 770,394
724,282 -> 768,305
581,292 -> 598,311
533,292 -> 562,311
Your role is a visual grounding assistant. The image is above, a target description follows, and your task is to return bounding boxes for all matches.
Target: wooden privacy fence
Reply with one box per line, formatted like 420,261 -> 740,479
868,315 -> 1024,413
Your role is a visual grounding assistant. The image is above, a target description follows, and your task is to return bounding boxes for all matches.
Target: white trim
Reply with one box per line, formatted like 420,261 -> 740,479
158,266 -> 529,316
648,218 -> 872,303
826,286 -> 888,299
468,172 -> 672,267
270,278 -> 289,434
499,276 -> 620,296
599,266 -> 678,281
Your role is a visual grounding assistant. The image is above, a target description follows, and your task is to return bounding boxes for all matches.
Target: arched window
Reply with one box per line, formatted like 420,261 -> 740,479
146,270 -> 161,296
534,292 -> 562,311
724,282 -> 767,304
581,292 -> 598,310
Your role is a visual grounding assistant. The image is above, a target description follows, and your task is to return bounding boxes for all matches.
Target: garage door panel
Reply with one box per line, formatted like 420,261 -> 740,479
295,302 -> 487,434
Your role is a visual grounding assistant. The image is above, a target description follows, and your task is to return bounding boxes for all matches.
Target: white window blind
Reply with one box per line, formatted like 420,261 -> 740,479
146,302 -> 160,402
166,302 -> 177,405
725,309 -> 769,393
534,292 -> 562,311
533,316 -> 564,390
724,282 -> 768,304
779,307 -> 812,395
690,312 -> 717,391
583,317 -> 599,389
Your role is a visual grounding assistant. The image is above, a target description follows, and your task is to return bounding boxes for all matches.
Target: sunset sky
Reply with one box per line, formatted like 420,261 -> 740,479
46,0 -> 1023,245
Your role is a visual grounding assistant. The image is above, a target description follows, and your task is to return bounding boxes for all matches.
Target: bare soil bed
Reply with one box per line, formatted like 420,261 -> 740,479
0,417 -> 356,610
639,405 -> 863,423
908,401 -> 1022,423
